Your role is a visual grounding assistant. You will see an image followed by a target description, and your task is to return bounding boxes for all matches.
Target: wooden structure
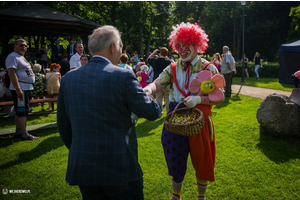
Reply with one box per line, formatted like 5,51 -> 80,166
0,2 -> 101,66
0,93 -> 58,111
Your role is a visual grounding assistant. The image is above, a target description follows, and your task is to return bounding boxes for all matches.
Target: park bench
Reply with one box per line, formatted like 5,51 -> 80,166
0,94 -> 58,112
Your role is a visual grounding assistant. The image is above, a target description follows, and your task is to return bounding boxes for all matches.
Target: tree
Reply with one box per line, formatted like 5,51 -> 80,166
2,1 -> 299,62
287,5 -> 300,43
243,1 -> 299,61
197,1 -> 299,61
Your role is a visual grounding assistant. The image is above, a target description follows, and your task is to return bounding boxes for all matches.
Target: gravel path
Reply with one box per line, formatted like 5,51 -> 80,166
232,84 -> 292,99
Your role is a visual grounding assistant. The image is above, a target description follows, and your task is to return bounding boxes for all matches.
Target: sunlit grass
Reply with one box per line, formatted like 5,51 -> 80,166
1,95 -> 299,199
232,77 -> 294,92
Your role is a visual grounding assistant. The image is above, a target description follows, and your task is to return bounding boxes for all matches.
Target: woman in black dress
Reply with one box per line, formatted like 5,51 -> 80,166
241,54 -> 249,79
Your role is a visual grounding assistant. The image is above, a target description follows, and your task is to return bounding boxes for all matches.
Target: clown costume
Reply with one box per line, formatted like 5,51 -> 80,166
143,22 -> 225,200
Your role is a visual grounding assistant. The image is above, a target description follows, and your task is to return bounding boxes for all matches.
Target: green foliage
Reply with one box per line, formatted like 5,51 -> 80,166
287,5 -> 300,42
199,2 -> 299,61
173,2 -> 205,24
235,61 -> 281,78
2,2 -> 300,60
242,2 -> 299,61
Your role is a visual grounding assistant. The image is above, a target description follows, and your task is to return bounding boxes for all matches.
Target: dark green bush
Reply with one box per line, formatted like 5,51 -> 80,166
235,62 -> 279,78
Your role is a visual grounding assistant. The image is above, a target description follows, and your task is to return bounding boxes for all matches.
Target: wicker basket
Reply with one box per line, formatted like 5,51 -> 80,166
164,101 -> 205,136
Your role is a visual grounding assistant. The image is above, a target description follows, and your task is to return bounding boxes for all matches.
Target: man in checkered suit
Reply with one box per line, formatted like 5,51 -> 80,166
57,25 -> 161,200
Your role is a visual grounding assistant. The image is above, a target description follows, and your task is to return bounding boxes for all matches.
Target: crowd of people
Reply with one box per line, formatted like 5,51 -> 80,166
0,38 -> 265,117
0,39 -> 94,140
114,43 -> 264,102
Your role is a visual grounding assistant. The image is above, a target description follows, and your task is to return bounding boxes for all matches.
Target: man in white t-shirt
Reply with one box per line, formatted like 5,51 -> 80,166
6,39 -> 39,140
69,42 -> 84,70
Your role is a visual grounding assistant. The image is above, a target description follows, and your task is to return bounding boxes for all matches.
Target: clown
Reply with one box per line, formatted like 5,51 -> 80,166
144,22 -> 224,200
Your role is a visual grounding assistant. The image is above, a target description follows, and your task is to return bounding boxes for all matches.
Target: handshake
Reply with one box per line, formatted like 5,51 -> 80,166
143,86 -> 201,108
143,86 -> 154,99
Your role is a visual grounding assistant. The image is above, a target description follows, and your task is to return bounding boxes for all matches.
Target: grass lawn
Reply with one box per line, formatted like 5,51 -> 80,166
232,77 -> 294,92
1,94 -> 300,199
0,103 -> 57,129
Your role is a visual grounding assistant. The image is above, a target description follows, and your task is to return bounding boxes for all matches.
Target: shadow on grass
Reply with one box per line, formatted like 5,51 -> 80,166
257,131 -> 300,164
0,135 -> 64,170
214,94 -> 241,109
280,82 -> 294,89
136,117 -> 165,138
231,94 -> 242,101
0,128 -> 58,149
0,113 -> 56,129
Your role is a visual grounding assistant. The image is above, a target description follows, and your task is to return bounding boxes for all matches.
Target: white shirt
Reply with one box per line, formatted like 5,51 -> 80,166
6,52 -> 34,90
221,52 -> 233,74
69,53 -> 81,69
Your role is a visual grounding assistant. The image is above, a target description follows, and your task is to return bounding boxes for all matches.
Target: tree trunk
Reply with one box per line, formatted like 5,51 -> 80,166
233,16 -> 236,59
147,12 -> 154,54
237,35 -> 240,61
138,22 -> 143,55
195,2 -> 205,23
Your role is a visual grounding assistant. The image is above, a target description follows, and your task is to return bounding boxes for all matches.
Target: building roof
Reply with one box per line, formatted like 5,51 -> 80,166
0,2 -> 101,37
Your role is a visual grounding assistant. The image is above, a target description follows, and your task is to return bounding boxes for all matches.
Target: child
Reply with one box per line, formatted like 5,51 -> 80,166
138,65 -> 149,88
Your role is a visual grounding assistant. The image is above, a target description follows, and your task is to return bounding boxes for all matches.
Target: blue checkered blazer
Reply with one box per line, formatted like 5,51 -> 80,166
57,56 -> 161,186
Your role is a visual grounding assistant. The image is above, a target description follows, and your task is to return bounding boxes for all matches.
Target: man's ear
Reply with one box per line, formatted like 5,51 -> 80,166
109,43 -> 115,55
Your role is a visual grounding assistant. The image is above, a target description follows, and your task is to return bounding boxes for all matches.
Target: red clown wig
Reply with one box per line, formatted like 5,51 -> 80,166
168,22 -> 209,54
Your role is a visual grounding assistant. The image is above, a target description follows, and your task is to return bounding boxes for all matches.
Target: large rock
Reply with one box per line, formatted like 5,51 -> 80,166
256,93 -> 300,138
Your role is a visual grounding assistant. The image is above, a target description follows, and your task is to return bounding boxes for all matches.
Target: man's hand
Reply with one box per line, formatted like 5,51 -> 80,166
16,88 -> 23,100
184,96 -> 201,108
232,68 -> 237,75
143,86 -> 152,96
143,86 -> 154,99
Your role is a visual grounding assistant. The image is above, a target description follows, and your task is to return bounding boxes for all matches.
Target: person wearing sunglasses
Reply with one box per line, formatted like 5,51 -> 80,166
6,39 -> 39,140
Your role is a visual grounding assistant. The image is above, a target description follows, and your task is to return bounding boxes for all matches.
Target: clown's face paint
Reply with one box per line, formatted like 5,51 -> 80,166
177,43 -> 197,62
